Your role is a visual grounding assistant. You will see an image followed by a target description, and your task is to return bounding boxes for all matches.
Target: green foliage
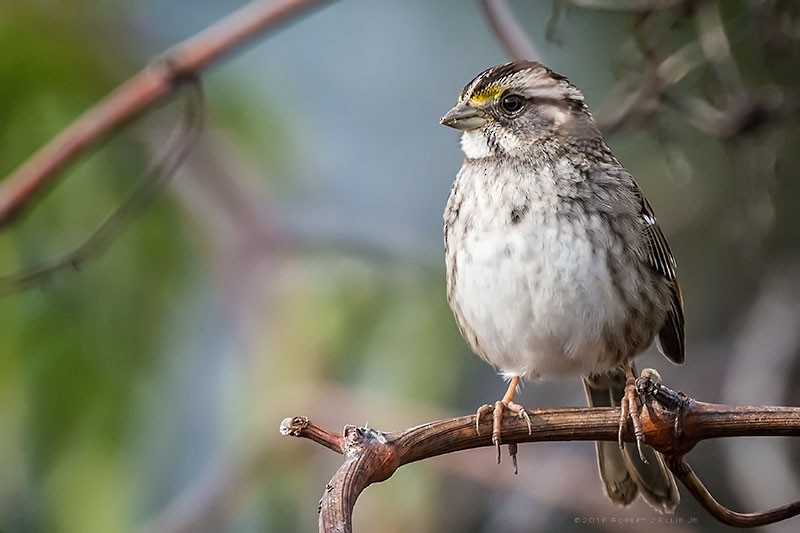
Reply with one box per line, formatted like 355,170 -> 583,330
0,6 -> 191,532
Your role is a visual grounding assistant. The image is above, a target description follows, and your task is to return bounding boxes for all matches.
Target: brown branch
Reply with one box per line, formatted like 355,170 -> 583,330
670,457 -> 800,528
281,383 -> 800,532
478,0 -> 541,61
280,416 -> 344,453
0,0 -> 332,229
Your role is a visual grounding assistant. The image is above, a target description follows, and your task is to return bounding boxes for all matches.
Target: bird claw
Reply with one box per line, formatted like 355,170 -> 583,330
475,404 -> 493,436
475,399 -> 531,472
506,401 -> 533,436
508,442 -> 519,474
635,434 -> 647,463
619,366 -> 649,464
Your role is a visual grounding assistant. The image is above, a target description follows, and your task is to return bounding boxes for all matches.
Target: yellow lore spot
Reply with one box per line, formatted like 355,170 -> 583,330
467,84 -> 505,104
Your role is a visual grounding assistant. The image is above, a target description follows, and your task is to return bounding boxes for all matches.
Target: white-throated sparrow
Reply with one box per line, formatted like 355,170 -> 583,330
441,61 -> 684,513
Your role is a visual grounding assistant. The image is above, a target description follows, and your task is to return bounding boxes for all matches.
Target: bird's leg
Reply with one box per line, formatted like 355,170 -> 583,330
475,376 -> 532,473
619,362 -> 648,463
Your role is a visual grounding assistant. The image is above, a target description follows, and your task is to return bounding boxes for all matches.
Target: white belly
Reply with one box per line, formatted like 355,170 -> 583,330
450,214 -> 626,380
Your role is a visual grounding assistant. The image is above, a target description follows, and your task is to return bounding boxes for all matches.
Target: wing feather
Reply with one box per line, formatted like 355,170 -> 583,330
641,196 -> 685,364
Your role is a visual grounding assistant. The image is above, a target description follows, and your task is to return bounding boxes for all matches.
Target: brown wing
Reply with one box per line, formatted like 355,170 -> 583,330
641,195 -> 685,364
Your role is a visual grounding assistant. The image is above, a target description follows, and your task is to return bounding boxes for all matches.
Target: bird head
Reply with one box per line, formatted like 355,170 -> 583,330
441,61 -> 600,158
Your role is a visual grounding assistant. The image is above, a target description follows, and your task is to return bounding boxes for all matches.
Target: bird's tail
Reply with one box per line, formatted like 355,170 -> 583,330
583,366 -> 679,513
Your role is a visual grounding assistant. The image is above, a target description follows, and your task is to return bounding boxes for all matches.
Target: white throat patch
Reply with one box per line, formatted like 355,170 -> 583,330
461,128 -> 524,159
460,130 -> 492,159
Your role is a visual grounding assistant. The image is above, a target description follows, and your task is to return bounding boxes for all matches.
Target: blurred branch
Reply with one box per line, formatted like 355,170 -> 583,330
478,0 -> 541,61
0,0 -> 332,229
282,379 -> 800,532
545,2 -> 800,145
0,80 -> 204,294
563,0 -> 688,10
692,0 -> 744,99
721,268 -> 800,517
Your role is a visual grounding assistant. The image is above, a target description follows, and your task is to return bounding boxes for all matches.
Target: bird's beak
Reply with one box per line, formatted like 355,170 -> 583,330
440,103 -> 488,131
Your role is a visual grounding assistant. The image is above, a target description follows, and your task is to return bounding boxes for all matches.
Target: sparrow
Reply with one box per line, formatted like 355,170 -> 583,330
441,61 -> 684,512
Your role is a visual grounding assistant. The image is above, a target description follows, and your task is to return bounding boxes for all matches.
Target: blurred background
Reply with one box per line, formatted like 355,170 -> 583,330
1,1 -> 799,531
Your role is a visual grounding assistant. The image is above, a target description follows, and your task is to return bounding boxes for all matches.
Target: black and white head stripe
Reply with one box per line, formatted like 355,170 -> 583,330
458,61 -> 587,111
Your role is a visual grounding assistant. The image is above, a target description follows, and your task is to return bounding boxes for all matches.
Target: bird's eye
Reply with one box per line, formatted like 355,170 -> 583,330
500,93 -> 525,114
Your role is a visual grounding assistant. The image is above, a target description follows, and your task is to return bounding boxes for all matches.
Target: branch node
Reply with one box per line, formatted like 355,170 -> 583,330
149,51 -> 198,87
635,368 -> 696,456
279,417 -> 344,454
341,425 -> 399,483
280,416 -> 310,437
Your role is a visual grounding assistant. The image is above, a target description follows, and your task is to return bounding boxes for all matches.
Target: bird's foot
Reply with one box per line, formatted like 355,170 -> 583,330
619,366 -> 648,463
475,399 -> 531,474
